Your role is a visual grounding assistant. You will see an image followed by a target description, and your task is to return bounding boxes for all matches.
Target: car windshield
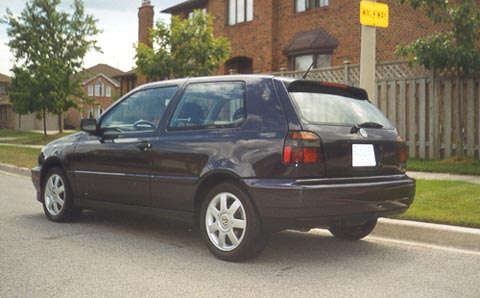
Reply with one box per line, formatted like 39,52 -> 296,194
289,92 -> 393,128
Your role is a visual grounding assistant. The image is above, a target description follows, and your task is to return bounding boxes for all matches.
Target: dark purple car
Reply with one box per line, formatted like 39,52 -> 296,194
31,75 -> 415,261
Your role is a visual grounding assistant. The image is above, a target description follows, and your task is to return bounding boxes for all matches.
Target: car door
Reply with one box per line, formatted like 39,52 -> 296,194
149,81 -> 248,212
71,86 -> 178,206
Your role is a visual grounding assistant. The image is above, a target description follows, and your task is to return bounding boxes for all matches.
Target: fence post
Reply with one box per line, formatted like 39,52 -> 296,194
429,71 -> 440,159
343,61 -> 350,85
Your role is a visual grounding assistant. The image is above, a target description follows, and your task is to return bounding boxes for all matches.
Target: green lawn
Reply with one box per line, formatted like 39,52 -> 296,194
408,157 -> 480,176
397,179 -> 480,228
0,145 -> 40,169
0,129 -> 76,145
0,129 -> 41,139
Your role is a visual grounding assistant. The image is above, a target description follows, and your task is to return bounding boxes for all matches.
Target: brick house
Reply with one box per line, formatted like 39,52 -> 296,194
0,73 -> 14,129
161,0 -> 440,74
65,64 -> 124,128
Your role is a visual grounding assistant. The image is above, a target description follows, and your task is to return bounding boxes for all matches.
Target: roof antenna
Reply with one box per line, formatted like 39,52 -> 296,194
302,62 -> 315,79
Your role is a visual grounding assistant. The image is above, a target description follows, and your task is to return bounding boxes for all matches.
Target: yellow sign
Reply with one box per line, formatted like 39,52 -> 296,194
360,1 -> 389,28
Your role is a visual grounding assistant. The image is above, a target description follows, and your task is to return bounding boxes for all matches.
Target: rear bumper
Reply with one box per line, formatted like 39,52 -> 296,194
243,174 -> 415,229
31,166 -> 42,202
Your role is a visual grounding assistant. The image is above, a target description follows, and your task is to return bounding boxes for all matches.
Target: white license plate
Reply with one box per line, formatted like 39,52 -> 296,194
352,144 -> 376,167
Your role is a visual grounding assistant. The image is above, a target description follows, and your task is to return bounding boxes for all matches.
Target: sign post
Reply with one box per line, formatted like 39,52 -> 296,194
359,1 -> 389,107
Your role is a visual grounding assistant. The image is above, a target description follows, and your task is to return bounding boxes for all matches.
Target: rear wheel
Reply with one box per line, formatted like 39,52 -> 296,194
200,183 -> 266,261
42,168 -> 79,222
329,218 -> 378,240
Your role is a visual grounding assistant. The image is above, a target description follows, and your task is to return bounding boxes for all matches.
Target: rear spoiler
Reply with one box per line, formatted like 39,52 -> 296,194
286,80 -> 369,101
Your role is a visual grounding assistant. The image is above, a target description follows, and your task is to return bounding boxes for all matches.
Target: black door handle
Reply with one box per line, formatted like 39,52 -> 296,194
137,140 -> 152,151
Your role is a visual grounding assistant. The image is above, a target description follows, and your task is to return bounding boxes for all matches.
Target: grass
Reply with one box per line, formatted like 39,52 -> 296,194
0,129 -> 76,145
407,157 -> 480,176
0,145 -> 40,169
397,179 -> 480,228
0,129 -> 41,139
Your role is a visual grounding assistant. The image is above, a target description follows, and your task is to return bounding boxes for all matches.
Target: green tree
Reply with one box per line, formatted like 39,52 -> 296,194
396,0 -> 480,157
136,10 -> 231,80
3,0 -> 101,135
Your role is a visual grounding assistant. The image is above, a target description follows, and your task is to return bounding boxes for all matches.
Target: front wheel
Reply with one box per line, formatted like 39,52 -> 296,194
329,218 -> 378,240
42,168 -> 78,222
199,183 -> 266,261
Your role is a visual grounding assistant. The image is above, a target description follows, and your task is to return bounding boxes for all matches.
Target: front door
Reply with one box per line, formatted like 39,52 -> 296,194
71,86 -> 178,206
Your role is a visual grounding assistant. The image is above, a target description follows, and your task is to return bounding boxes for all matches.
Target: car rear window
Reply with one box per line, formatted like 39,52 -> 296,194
289,91 -> 393,128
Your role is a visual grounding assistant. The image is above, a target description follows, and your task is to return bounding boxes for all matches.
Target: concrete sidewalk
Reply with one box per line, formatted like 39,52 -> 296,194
1,163 -> 479,252
408,171 -> 480,184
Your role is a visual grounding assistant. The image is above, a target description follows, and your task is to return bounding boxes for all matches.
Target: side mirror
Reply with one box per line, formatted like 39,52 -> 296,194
80,118 -> 98,133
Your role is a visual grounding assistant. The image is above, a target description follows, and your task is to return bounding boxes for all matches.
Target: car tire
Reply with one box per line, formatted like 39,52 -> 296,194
199,182 -> 266,262
329,218 -> 378,240
41,168 -> 77,222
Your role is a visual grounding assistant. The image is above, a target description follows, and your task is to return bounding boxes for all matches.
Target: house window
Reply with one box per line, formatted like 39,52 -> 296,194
87,85 -> 93,96
292,54 -> 332,70
228,0 -> 254,25
295,0 -> 328,13
106,86 -> 112,97
94,81 -> 104,97
0,83 -> 6,95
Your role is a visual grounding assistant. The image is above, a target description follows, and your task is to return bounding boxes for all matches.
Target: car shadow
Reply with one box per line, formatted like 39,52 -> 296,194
23,209 -> 410,266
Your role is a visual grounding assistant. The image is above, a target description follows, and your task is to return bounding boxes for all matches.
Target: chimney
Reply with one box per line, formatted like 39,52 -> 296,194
138,0 -> 154,48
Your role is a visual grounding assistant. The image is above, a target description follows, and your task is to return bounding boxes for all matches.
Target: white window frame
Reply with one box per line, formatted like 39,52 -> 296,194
106,86 -> 112,97
228,0 -> 254,25
94,81 -> 104,97
87,85 -> 93,96
295,0 -> 328,13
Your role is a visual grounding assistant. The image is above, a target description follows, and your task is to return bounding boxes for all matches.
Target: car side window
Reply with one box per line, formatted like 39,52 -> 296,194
100,86 -> 178,133
169,82 -> 246,130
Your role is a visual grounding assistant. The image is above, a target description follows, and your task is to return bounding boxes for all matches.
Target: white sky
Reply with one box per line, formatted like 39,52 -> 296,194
0,0 -> 185,75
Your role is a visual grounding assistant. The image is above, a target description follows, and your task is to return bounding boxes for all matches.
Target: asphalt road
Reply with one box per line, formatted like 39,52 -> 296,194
1,171 -> 479,298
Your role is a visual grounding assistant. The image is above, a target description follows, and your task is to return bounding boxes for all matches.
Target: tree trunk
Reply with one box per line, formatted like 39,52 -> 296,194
43,108 -> 47,136
456,77 -> 464,157
58,113 -> 63,133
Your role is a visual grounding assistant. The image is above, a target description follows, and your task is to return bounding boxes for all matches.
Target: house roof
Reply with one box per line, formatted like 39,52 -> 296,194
84,63 -> 125,78
0,73 -> 10,83
161,0 -> 206,14
79,64 -> 124,87
284,28 -> 339,55
113,68 -> 136,79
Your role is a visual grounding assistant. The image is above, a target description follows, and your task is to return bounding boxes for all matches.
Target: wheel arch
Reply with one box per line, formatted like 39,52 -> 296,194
193,170 -> 255,225
40,157 -> 67,194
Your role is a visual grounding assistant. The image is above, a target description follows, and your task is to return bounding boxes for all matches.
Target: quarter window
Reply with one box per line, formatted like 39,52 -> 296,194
169,82 -> 246,130
228,0 -> 254,25
295,0 -> 328,13
100,86 -> 178,133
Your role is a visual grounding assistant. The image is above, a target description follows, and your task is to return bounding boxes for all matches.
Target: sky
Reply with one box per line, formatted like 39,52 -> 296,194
0,0 -> 185,75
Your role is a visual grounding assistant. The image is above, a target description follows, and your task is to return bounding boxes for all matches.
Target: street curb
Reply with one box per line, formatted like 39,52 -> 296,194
0,163 -> 31,177
372,218 -> 480,252
1,163 -> 479,252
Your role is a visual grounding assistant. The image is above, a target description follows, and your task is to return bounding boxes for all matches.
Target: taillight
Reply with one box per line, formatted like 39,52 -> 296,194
396,136 -> 407,163
283,131 -> 323,164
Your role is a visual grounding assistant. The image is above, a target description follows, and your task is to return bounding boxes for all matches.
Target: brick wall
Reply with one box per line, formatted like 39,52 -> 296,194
137,1 -> 154,85
176,0 -> 441,73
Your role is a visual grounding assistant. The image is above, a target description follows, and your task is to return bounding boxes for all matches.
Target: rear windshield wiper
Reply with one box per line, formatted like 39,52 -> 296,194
351,122 -> 383,134
357,122 -> 384,129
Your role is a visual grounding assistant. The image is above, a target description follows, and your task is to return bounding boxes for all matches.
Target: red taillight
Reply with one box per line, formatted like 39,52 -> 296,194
283,131 -> 322,164
396,136 -> 407,163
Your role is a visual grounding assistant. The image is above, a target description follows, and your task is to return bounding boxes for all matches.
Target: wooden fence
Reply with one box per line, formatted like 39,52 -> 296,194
273,61 -> 480,160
